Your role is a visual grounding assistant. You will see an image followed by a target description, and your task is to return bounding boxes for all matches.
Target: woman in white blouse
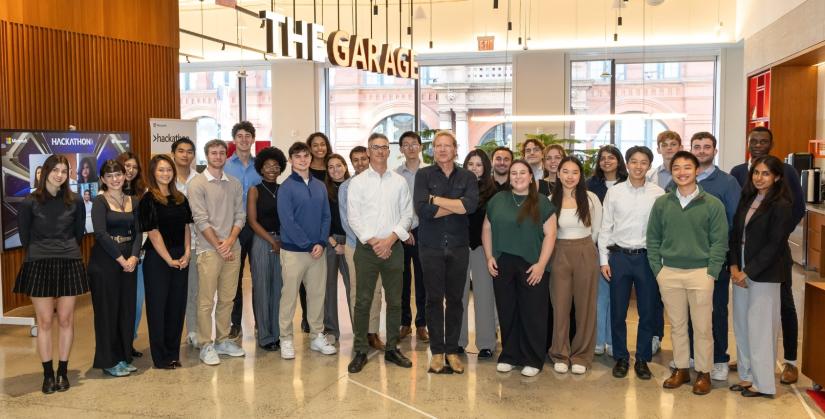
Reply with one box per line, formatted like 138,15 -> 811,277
548,156 -> 602,375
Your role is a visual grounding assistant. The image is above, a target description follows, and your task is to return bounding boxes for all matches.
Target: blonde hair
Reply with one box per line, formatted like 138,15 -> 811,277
434,130 -> 457,148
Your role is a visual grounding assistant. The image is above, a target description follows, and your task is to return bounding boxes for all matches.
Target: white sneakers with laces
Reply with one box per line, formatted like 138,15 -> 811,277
310,334 -> 338,355
199,344 -> 220,366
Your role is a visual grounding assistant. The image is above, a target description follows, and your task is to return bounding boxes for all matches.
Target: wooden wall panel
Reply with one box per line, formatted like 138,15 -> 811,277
0,19 -> 180,313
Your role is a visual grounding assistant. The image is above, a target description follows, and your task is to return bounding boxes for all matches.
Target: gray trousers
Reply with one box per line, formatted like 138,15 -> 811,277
459,246 -> 498,351
324,234 -> 351,339
733,278 -> 780,394
185,252 -> 199,337
251,233 -> 283,346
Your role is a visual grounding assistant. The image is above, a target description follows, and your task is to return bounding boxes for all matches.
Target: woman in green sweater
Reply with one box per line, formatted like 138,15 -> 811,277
646,151 -> 728,396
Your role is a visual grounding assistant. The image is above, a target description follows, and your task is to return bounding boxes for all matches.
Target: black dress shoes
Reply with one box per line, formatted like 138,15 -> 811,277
259,342 -> 280,352
171,360 -> 183,368
42,375 -> 56,394
131,347 -> 143,358
385,349 -> 413,368
478,349 -> 494,359
55,374 -> 70,392
348,352 -> 368,373
742,388 -> 773,398
634,361 -> 652,380
613,359 -> 629,378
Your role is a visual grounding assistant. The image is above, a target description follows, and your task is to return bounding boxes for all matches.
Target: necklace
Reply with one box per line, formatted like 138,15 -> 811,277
106,191 -> 126,212
511,192 -> 526,207
260,182 -> 278,199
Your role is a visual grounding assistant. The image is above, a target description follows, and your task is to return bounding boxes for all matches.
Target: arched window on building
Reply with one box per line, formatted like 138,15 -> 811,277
478,123 -> 512,148
594,114 -> 669,167
371,113 -> 430,142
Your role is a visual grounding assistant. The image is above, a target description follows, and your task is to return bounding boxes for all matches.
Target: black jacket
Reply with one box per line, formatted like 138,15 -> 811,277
728,197 -> 793,283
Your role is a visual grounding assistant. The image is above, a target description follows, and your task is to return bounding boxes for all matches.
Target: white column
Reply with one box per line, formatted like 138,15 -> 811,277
455,110 -> 469,160
438,109 -> 452,130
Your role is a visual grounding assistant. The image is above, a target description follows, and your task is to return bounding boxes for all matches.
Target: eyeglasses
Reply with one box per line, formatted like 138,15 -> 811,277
401,143 -> 420,150
262,162 -> 281,171
369,145 -> 390,152
524,147 -> 542,154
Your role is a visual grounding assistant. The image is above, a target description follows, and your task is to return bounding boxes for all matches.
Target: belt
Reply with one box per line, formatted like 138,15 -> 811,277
110,235 -> 133,244
608,245 -> 646,255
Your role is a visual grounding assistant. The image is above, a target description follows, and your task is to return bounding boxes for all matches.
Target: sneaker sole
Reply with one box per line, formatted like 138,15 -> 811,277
216,352 -> 246,358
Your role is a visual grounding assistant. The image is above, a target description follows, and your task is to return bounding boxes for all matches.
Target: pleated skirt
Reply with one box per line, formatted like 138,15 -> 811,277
13,258 -> 89,297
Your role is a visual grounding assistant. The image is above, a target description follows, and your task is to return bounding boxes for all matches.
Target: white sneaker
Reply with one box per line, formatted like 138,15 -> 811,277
594,344 -> 605,355
310,334 -> 337,355
199,344 -> 220,365
281,340 -> 295,360
496,363 -> 514,372
605,345 -> 613,358
651,336 -> 661,355
521,366 -> 540,377
187,332 -> 200,349
553,362 -> 569,373
215,340 -> 246,357
711,362 -> 729,381
669,358 -> 695,370
571,364 -> 587,374
324,334 -> 337,345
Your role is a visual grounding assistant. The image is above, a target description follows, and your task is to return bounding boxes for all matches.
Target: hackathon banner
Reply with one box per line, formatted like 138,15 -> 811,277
0,130 -> 130,250
150,118 -> 197,158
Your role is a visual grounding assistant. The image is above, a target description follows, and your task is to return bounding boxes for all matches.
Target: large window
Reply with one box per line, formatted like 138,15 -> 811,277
570,59 -> 716,168
179,69 -> 272,165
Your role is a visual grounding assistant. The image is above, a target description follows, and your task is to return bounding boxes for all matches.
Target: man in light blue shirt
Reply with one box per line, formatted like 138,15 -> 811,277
222,121 -> 262,340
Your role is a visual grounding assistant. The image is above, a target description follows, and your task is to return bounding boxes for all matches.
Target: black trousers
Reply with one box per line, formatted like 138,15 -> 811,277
419,244 -> 468,354
88,243 -> 137,369
231,226 -> 254,327
495,253 -> 549,369
144,247 -> 189,368
781,278 -> 798,361
401,228 -> 426,328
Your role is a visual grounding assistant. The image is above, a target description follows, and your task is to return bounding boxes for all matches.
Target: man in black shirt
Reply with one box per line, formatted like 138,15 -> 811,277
491,146 -> 513,192
413,131 -> 479,374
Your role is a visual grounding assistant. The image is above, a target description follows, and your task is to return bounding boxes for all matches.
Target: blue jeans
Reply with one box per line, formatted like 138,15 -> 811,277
596,272 -> 612,347
134,263 -> 144,340
609,251 -> 657,362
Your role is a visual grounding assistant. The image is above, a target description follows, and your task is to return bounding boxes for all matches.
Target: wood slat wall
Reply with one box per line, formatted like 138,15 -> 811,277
0,18 -> 180,313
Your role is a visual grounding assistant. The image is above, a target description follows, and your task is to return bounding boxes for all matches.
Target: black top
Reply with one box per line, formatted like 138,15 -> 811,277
254,181 -> 281,233
92,194 -> 142,259
139,192 -> 193,252
310,167 -> 327,181
18,192 -> 85,261
495,180 -> 510,192
730,162 -> 806,230
467,201 -> 488,250
538,179 -> 553,196
413,164 -> 479,248
328,180 -> 345,236
586,176 -> 626,202
728,198 -> 793,283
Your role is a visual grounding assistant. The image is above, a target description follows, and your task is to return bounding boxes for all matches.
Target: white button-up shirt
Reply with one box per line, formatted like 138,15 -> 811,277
598,180 -> 665,265
348,166 -> 413,244
676,185 -> 700,209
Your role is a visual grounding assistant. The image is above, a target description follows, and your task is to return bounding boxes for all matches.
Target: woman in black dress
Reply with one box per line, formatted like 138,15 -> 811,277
88,159 -> 142,377
117,151 -> 147,358
14,154 -> 87,394
139,155 -> 193,369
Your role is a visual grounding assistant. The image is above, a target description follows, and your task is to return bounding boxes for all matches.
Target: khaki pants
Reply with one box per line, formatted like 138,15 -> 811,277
345,244 -> 382,334
279,249 -> 327,340
657,266 -> 714,373
196,243 -> 241,347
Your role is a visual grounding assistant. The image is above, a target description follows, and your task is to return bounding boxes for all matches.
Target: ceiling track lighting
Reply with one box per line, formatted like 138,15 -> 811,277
221,42 -> 226,50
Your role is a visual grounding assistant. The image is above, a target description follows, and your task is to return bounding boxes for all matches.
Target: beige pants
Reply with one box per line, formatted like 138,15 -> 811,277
345,244 -> 382,334
279,249 -> 327,340
196,244 -> 241,346
657,266 -> 715,373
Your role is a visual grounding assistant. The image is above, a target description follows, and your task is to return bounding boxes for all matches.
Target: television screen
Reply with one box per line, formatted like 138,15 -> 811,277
1,130 -> 131,250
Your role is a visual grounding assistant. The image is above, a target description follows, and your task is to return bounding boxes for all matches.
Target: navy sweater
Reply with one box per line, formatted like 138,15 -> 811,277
277,172 -> 331,252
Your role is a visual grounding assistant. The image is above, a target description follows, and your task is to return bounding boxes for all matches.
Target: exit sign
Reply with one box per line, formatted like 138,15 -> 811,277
477,36 -> 494,51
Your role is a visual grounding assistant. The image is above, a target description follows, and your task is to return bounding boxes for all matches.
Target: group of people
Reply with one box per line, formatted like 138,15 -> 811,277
14,121 -> 802,399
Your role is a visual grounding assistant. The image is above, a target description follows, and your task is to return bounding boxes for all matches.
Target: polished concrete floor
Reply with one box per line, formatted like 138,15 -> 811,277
1,264 -> 823,419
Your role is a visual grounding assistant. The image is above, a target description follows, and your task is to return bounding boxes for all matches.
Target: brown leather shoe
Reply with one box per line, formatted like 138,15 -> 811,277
428,354 -> 450,374
780,363 -> 798,384
693,372 -> 712,395
416,327 -> 430,343
368,333 -> 385,351
663,368 -> 691,389
446,354 -> 464,374
399,326 -> 412,339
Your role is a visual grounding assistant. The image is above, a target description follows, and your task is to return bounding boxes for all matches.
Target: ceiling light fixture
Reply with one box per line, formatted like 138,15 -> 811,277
221,43 -> 226,50
471,113 -> 688,123
260,19 -> 266,28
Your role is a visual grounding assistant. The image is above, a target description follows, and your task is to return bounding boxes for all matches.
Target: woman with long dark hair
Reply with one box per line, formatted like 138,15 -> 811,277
77,157 -> 98,183
459,149 -> 499,358
14,154 -> 87,393
586,145 -> 628,357
322,153 -> 351,343
549,156 -> 602,375
729,155 -> 793,398
483,159 -> 557,376
539,144 -> 566,195
117,151 -> 147,359
138,155 -> 192,369
88,160 -> 142,377
307,132 -> 332,181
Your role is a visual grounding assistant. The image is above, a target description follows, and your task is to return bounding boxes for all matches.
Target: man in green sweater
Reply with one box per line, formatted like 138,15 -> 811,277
646,151 -> 728,396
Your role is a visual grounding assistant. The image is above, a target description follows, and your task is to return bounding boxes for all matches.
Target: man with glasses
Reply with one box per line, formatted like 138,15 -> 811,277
491,146 -> 513,191
395,131 -> 429,343
521,139 -> 545,180
414,131 -> 479,374
347,133 -> 414,373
